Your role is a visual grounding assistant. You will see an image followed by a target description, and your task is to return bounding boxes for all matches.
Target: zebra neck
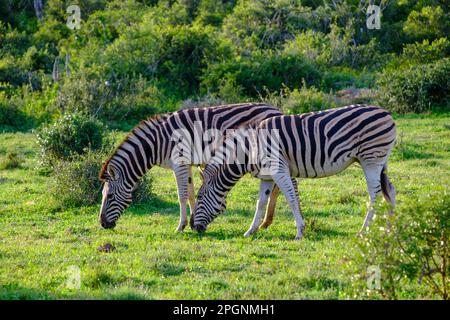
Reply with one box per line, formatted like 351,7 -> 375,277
109,124 -> 161,189
214,164 -> 247,194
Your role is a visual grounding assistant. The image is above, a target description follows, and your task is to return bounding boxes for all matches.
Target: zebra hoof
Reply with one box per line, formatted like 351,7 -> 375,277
259,222 -> 271,230
244,229 -> 257,237
176,223 -> 187,232
294,233 -> 304,240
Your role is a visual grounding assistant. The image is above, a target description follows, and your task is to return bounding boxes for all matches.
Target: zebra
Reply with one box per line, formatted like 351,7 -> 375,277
98,103 -> 283,231
192,105 -> 397,239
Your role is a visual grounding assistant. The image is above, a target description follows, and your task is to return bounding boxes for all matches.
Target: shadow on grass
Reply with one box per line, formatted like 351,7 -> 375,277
0,286 -> 55,300
128,196 -> 179,216
189,221 -> 350,242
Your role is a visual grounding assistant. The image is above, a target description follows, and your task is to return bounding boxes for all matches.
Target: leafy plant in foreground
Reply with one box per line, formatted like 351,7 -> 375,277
346,191 -> 449,299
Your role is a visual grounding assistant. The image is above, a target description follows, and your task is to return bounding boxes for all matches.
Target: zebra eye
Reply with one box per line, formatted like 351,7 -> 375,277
108,167 -> 118,181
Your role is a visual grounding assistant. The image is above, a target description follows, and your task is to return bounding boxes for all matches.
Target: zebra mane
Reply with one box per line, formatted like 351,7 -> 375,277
99,113 -> 172,181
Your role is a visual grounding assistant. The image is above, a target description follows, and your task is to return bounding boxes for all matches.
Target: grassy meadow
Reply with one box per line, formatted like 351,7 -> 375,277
0,114 -> 449,299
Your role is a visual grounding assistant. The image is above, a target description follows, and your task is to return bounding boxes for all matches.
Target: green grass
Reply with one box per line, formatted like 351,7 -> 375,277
0,116 -> 449,299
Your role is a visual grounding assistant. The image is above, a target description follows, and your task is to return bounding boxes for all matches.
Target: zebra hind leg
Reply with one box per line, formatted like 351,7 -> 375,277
259,184 -> 279,229
259,178 -> 297,230
360,162 -> 385,233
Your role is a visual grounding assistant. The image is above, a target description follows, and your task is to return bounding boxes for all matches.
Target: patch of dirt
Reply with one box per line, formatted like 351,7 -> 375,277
97,243 -> 116,253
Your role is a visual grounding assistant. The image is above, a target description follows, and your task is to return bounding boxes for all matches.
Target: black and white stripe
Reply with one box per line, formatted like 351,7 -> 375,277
98,103 -> 283,230
193,105 -> 397,239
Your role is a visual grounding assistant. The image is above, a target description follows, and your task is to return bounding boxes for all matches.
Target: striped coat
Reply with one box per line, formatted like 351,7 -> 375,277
98,103 -> 283,231
193,105 -> 396,239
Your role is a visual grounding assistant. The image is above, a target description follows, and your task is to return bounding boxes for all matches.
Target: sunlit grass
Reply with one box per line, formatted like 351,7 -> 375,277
0,116 -> 449,299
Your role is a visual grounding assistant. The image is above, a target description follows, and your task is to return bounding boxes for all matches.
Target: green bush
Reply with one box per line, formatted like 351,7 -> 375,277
203,50 -> 322,97
132,174 -> 154,204
0,151 -> 23,170
377,58 -> 450,113
54,73 -> 160,122
50,150 -> 104,207
104,21 -> 218,98
403,6 -> 449,42
0,55 -> 27,87
36,113 -> 111,165
282,85 -> 335,114
402,37 -> 450,64
220,0 -> 314,50
0,93 -> 32,131
49,150 -> 153,208
346,190 -> 449,299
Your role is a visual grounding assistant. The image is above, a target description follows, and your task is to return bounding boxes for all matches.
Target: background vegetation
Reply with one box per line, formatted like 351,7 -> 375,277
0,0 -> 449,132
0,0 -> 449,299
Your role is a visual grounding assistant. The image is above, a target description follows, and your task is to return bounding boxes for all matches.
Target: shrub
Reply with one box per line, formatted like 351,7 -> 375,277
377,58 -> 450,113
0,55 -> 27,86
402,37 -> 450,64
220,0 -> 313,50
132,174 -> 154,204
36,113 -> 111,165
50,150 -> 104,207
0,93 -> 31,132
346,191 -> 449,299
49,150 -> 153,208
0,151 -> 23,170
181,95 -> 225,109
54,74 -> 160,122
282,85 -> 335,114
403,6 -> 449,41
202,50 -> 322,97
103,20 -> 217,98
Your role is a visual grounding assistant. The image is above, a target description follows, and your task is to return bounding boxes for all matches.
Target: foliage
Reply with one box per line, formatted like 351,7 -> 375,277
402,37 -> 450,64
0,0 -> 448,123
202,49 -> 322,97
48,149 -> 154,208
0,92 -> 32,131
36,112 -> 111,165
403,5 -> 449,41
132,174 -> 154,204
54,73 -> 160,121
282,84 -> 336,114
377,58 -> 450,113
347,191 -> 449,299
49,149 -> 105,207
0,151 -> 23,170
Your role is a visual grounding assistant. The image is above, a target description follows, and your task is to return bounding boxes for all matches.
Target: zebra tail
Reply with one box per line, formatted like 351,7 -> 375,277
380,163 -> 395,207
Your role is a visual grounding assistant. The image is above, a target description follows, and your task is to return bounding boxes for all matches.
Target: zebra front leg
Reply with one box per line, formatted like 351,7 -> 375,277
188,166 -> 196,229
272,172 -> 305,240
244,180 -> 275,237
173,165 -> 189,232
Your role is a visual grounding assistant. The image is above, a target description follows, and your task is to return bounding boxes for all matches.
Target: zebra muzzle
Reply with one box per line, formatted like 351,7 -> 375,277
100,214 -> 116,229
193,223 -> 207,233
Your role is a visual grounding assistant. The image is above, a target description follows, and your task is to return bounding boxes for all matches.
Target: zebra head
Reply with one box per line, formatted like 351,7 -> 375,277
99,163 -> 133,229
192,168 -> 227,233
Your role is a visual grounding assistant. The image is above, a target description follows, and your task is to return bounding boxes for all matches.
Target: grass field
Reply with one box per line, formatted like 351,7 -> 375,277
0,114 -> 449,299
